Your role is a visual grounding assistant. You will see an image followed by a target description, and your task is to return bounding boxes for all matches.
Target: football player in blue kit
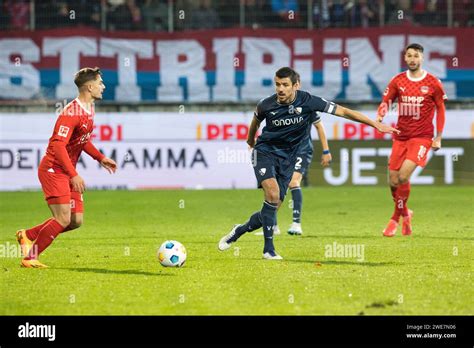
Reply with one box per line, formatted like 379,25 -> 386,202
218,67 -> 398,260
254,111 -> 331,236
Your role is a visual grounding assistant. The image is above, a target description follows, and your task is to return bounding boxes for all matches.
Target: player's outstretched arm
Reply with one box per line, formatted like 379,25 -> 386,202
334,105 -> 399,134
83,141 -> 117,173
247,116 -> 261,148
314,122 -> 331,167
376,78 -> 398,122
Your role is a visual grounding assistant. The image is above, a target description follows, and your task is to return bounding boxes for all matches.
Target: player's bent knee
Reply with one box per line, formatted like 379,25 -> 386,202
56,215 -> 71,228
265,190 -> 280,204
289,181 -> 300,189
398,174 -> 409,184
70,217 -> 83,230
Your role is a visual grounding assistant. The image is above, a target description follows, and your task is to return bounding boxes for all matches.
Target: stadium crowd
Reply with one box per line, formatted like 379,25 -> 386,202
0,0 -> 472,31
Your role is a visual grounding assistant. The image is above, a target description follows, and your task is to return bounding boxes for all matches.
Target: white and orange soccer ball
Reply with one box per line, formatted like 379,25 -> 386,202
157,240 -> 187,267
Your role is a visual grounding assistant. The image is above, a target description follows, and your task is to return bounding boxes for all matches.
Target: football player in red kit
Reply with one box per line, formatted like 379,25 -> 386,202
16,67 -> 117,268
377,43 -> 447,237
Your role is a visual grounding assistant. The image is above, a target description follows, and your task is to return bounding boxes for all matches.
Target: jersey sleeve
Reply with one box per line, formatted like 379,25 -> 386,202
50,114 -> 79,144
308,95 -> 337,115
254,98 -> 266,122
433,79 -> 447,134
433,78 -> 448,103
50,114 -> 80,177
311,111 -> 321,124
83,141 -> 105,162
377,77 -> 398,117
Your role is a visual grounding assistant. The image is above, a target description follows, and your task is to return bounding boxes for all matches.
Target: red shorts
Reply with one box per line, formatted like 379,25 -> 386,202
388,138 -> 432,171
38,169 -> 84,213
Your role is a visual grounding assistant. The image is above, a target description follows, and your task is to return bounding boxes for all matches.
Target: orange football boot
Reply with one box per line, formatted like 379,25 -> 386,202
16,229 -> 34,257
21,259 -> 49,268
383,219 -> 399,237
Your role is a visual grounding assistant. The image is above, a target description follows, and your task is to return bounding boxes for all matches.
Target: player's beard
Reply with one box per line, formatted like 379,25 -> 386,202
277,93 -> 288,103
278,91 -> 295,104
407,63 -> 420,72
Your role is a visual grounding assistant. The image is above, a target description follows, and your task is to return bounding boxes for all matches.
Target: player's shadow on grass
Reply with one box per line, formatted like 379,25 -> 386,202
285,259 -> 398,266
61,267 -> 174,276
421,235 -> 474,241
302,235 -> 378,239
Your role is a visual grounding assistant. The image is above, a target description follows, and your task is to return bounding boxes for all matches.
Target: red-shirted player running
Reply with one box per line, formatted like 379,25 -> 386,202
16,67 -> 117,268
377,43 -> 447,237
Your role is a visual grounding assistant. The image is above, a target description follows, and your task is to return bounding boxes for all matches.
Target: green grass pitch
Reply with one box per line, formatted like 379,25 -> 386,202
0,187 -> 472,315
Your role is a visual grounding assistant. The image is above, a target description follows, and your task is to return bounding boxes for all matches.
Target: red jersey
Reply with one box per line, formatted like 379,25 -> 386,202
39,98 -> 104,177
378,70 -> 447,141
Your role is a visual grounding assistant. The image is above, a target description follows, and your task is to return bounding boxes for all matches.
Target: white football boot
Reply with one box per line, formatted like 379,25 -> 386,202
262,250 -> 283,260
287,222 -> 303,235
218,224 -> 240,251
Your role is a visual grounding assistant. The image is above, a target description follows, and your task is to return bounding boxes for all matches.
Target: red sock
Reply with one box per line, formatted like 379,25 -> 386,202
25,218 -> 54,241
25,219 -> 65,260
397,182 -> 411,217
390,186 -> 400,221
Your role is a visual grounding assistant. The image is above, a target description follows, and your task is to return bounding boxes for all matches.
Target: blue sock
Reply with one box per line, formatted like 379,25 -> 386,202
261,201 -> 278,253
231,211 -> 262,242
291,187 -> 302,223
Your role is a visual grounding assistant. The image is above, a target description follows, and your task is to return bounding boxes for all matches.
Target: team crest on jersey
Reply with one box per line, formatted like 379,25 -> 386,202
420,86 -> 429,94
259,168 -> 267,176
58,125 -> 70,137
295,107 -> 302,114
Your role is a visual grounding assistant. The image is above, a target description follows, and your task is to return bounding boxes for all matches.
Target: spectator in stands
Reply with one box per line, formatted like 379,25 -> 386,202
142,0 -> 169,31
215,0 -> 239,28
0,0 -> 10,30
271,0 -> 300,25
190,0 -> 220,29
35,0 -> 79,29
328,0 -> 347,27
412,0 -> 425,24
243,0 -> 272,29
313,0 -> 331,28
453,0 -> 471,26
4,0 -> 30,30
348,0 -> 377,27
69,0 -> 102,28
425,0 -> 447,26
387,0 -> 415,25
107,0 -> 143,30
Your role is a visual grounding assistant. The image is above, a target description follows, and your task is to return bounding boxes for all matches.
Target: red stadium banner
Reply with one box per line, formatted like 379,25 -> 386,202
0,27 -> 473,102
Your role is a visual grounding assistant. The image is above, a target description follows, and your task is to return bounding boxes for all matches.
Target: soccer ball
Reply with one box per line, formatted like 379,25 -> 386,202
157,240 -> 187,267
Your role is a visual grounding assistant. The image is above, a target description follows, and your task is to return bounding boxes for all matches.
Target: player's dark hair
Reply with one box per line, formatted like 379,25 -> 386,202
74,67 -> 102,88
405,43 -> 424,53
275,67 -> 300,85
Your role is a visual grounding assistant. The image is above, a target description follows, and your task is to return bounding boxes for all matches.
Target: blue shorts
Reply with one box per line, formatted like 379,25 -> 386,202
294,148 -> 313,175
252,149 -> 294,202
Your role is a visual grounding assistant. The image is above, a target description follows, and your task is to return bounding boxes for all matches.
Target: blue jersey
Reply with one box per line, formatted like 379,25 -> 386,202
254,90 -> 335,160
297,111 -> 321,156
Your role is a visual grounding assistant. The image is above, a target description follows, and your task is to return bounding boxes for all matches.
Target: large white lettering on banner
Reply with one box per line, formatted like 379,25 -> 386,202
1,29 -> 469,101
